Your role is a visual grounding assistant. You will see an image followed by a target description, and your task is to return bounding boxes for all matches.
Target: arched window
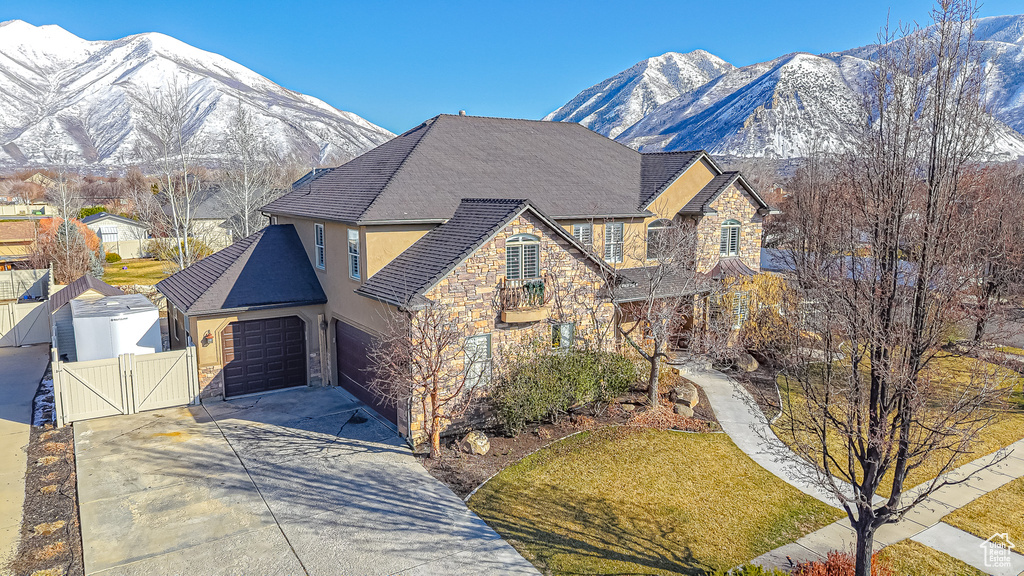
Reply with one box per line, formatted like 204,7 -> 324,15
720,220 -> 741,257
506,234 -> 540,280
646,219 -> 673,260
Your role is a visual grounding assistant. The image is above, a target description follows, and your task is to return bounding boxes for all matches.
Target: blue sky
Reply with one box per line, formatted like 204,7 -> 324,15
4,1 -> 1021,133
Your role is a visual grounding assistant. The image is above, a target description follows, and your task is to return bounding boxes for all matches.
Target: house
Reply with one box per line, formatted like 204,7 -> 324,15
0,220 -> 37,270
157,114 -> 772,438
23,172 -> 55,189
48,275 -> 125,361
81,212 -> 150,259
191,186 -> 238,251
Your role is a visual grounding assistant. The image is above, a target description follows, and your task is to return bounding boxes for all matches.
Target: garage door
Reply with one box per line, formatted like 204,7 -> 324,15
222,316 -> 306,397
336,321 -> 397,424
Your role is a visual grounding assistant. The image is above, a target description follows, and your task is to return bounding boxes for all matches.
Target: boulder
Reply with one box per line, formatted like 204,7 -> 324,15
669,381 -> 699,408
736,353 -> 759,373
459,431 -> 490,455
674,404 -> 694,418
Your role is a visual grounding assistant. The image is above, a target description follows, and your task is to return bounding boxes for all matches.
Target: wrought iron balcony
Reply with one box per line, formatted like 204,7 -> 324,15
496,275 -> 552,322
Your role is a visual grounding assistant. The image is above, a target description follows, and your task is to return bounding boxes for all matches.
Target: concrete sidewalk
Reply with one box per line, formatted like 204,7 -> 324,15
0,345 -> 50,576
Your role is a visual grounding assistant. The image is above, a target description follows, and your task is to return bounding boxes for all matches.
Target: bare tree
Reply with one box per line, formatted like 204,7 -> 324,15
220,101 -> 283,239
608,219 -> 716,406
133,79 -> 208,270
30,217 -> 102,283
776,3 -> 1018,574
368,301 -> 490,458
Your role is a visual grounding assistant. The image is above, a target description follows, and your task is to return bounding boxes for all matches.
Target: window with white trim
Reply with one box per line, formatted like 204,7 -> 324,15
720,219 -> 741,257
314,223 -> 325,270
732,290 -> 750,328
646,219 -> 673,260
604,222 -> 623,263
552,322 -> 575,350
572,223 -> 592,248
348,228 -> 360,280
506,234 -> 540,280
465,334 -> 492,387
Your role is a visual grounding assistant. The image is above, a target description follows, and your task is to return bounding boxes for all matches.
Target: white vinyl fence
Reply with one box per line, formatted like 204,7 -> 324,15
52,346 -> 200,427
0,301 -> 49,347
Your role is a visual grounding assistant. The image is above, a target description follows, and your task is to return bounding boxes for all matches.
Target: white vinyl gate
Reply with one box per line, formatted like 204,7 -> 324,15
52,346 -> 200,426
0,301 -> 50,347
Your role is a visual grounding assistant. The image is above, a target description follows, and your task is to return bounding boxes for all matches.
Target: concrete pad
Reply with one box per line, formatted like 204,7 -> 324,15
873,518 -> 930,547
927,481 -> 991,509
80,480 -> 278,573
795,521 -> 858,556
87,525 -> 303,576
400,537 -> 543,575
912,523 -> 1024,576
898,497 -> 957,528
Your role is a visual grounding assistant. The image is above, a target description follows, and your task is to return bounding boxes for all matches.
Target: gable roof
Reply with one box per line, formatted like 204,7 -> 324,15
156,224 -> 327,315
265,115 -> 715,225
638,151 -> 704,209
0,220 -> 35,242
355,198 -> 612,308
81,212 -> 147,229
48,274 -> 124,314
680,171 -> 772,214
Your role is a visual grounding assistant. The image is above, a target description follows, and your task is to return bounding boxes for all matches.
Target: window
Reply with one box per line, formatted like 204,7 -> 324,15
314,223 -> 325,270
98,226 -> 119,243
572,223 -> 593,248
732,291 -> 750,328
552,322 -> 575,350
720,219 -> 741,257
465,334 -> 492,387
348,228 -> 360,280
506,234 -> 540,280
604,222 -> 623,263
646,219 -> 673,260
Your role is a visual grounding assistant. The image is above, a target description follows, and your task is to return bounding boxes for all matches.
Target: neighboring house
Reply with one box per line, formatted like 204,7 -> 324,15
157,114 -> 773,439
81,212 -> 150,259
48,275 -> 125,362
0,220 -> 37,270
192,186 -> 237,251
0,203 -> 53,217
23,173 -> 55,189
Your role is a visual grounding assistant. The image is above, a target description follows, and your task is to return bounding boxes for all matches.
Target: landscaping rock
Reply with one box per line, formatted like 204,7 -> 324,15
736,353 -> 759,372
458,431 -> 490,455
669,381 -> 699,408
620,403 -> 636,412
674,404 -> 694,418
31,521 -> 65,537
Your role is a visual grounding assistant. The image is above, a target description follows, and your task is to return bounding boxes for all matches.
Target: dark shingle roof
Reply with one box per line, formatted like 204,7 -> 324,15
266,115 -> 704,224
680,172 -> 741,214
705,257 -> 757,280
639,151 -> 703,209
612,266 -> 705,303
355,198 -> 611,308
48,275 -> 124,314
156,224 -> 326,315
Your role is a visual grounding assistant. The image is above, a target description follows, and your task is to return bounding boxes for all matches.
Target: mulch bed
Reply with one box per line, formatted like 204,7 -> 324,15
8,374 -> 84,576
421,380 -> 721,498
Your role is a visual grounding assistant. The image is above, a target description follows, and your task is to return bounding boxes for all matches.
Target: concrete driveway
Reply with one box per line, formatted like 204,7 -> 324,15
74,386 -> 538,576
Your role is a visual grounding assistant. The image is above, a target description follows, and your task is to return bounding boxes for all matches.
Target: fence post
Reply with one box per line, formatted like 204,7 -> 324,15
51,348 -> 65,428
187,346 -> 200,405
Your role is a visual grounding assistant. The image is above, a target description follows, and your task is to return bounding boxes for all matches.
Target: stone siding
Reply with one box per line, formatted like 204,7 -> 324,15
696,182 -> 763,273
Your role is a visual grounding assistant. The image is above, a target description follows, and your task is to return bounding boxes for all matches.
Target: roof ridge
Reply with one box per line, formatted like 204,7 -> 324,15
357,119 -> 438,221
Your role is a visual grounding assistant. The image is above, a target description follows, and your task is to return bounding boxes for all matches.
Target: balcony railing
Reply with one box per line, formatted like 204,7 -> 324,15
497,276 -> 550,310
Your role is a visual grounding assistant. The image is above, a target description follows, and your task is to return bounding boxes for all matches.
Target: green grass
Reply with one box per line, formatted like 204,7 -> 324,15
102,258 -> 171,285
774,353 -> 1024,497
467,427 -> 842,575
877,540 -> 987,576
943,475 -> 1024,543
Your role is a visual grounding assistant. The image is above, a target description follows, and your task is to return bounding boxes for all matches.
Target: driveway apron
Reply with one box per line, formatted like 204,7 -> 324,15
75,386 -> 538,575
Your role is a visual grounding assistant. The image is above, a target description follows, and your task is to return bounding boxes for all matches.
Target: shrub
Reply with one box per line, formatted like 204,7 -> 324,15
78,205 -> 107,219
147,237 -> 213,262
493,344 -> 640,435
105,252 -> 122,263
794,551 -> 895,576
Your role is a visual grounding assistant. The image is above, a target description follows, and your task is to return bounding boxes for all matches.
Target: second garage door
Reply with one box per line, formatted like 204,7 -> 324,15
221,316 -> 306,397
336,321 -> 397,424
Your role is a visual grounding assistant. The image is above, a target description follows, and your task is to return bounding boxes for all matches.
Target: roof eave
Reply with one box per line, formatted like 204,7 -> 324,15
182,298 -> 328,317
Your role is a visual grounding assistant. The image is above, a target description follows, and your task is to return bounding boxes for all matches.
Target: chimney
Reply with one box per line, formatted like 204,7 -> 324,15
458,110 -> 467,116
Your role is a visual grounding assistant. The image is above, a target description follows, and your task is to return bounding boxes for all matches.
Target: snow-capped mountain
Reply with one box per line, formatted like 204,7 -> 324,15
549,14 -> 1024,159
543,50 -> 735,139
0,20 -> 394,168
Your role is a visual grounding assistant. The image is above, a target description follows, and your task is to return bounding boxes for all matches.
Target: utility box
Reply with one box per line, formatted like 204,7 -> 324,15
71,295 -> 162,361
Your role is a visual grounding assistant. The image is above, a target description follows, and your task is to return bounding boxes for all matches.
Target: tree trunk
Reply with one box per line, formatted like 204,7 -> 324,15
854,525 -> 875,576
648,339 -> 662,407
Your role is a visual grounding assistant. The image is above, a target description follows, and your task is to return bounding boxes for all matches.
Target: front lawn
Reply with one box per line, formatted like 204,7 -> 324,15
468,427 -> 842,575
877,540 -> 986,576
774,353 -> 1024,497
943,475 -> 1024,542
102,258 -> 171,285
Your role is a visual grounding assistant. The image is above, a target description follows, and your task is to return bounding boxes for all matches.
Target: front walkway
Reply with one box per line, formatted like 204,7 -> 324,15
686,366 -> 1024,574
0,345 -> 50,576
75,386 -> 538,576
